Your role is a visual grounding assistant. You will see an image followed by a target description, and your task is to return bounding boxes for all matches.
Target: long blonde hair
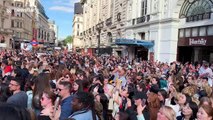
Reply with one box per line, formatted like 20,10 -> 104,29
160,106 -> 176,120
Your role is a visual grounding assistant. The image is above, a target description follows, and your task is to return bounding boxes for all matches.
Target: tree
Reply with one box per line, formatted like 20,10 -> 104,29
62,35 -> 73,46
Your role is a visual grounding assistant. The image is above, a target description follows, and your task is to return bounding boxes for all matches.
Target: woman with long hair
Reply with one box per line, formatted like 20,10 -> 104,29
32,73 -> 51,116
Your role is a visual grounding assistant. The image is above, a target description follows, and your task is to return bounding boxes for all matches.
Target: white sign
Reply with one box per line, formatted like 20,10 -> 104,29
189,38 -> 207,45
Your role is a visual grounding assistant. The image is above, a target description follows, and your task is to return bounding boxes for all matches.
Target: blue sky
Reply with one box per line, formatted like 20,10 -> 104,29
40,0 -> 80,40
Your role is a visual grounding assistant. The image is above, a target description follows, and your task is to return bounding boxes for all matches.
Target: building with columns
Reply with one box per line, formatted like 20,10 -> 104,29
0,0 -> 13,48
124,0 -> 213,63
0,0 -> 57,49
80,0 -> 129,56
78,0 -> 213,63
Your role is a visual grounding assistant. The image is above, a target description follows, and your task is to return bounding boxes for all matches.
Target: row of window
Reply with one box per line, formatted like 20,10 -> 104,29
11,20 -> 22,28
179,25 -> 213,38
11,2 -> 23,7
11,10 -> 23,17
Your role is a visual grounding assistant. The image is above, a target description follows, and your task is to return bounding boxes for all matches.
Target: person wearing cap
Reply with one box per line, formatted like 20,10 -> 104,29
133,91 -> 149,120
7,77 -> 28,108
120,91 -> 147,120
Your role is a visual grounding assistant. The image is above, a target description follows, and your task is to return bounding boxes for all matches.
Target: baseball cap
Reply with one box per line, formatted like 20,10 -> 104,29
133,91 -> 147,100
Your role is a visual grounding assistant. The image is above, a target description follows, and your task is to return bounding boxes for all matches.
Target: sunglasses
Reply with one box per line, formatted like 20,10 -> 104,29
56,88 -> 64,91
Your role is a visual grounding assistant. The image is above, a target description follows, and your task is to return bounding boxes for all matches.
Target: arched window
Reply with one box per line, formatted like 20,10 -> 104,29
179,0 -> 213,21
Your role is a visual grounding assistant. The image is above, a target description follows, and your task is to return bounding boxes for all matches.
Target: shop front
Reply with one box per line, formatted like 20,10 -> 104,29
178,26 -> 213,63
115,38 -> 154,61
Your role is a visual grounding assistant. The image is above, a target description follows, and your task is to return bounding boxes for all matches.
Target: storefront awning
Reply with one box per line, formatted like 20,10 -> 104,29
115,38 -> 154,48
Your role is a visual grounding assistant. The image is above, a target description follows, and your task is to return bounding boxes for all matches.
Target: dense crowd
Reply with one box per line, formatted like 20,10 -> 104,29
0,49 -> 213,120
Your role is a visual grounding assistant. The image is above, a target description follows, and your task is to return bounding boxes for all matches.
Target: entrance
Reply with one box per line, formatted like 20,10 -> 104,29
178,47 -> 213,63
178,47 -> 193,63
135,47 -> 148,61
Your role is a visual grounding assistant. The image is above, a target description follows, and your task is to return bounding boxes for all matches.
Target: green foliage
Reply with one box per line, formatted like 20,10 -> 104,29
62,36 -> 73,46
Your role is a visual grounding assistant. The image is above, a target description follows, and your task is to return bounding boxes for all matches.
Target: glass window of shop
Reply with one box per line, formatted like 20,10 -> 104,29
179,29 -> 184,38
199,27 -> 206,36
192,27 -> 198,37
185,28 -> 191,37
207,26 -> 213,36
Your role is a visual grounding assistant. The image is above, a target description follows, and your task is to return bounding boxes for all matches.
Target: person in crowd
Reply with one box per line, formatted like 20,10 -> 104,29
197,105 -> 213,120
157,106 -> 176,120
32,73 -> 51,115
177,101 -> 198,120
199,61 -> 213,87
0,83 -> 11,103
114,112 -> 130,120
158,89 -> 168,107
7,77 -> 28,108
72,80 -> 83,94
1,59 -> 12,78
147,84 -> 160,120
0,103 -> 32,120
112,66 -> 127,87
68,92 -> 98,120
57,81 -> 73,120
199,97 -> 212,106
38,90 -> 56,120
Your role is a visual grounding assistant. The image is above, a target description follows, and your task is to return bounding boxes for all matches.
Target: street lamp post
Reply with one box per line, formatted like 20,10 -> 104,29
96,21 -> 103,56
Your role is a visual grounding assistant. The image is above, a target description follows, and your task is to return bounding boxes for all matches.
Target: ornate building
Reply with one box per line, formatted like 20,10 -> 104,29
124,0 -> 213,62
0,0 -> 57,49
0,0 -> 13,48
80,0 -> 129,56
79,0 -> 213,62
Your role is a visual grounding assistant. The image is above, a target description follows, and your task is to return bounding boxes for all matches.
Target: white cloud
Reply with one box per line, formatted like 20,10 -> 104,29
49,0 -> 80,13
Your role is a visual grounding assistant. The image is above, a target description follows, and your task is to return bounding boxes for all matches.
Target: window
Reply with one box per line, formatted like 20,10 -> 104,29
77,31 -> 79,36
179,29 -> 184,38
141,0 -> 147,16
185,28 -> 191,37
77,18 -> 79,21
77,24 -> 79,29
207,26 -> 213,36
11,20 -> 14,27
3,1 -> 6,6
16,22 -> 19,28
1,19 -> 4,28
11,9 -> 15,16
192,28 -> 198,37
199,27 -> 206,36
20,22 -> 22,28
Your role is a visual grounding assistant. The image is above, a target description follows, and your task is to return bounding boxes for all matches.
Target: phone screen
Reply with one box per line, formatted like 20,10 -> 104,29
53,97 -> 60,114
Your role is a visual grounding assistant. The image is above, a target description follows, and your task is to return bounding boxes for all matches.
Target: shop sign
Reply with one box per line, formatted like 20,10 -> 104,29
178,36 -> 213,47
189,38 -> 207,46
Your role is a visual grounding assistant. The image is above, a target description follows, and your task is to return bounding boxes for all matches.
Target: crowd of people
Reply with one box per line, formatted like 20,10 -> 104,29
0,49 -> 213,120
